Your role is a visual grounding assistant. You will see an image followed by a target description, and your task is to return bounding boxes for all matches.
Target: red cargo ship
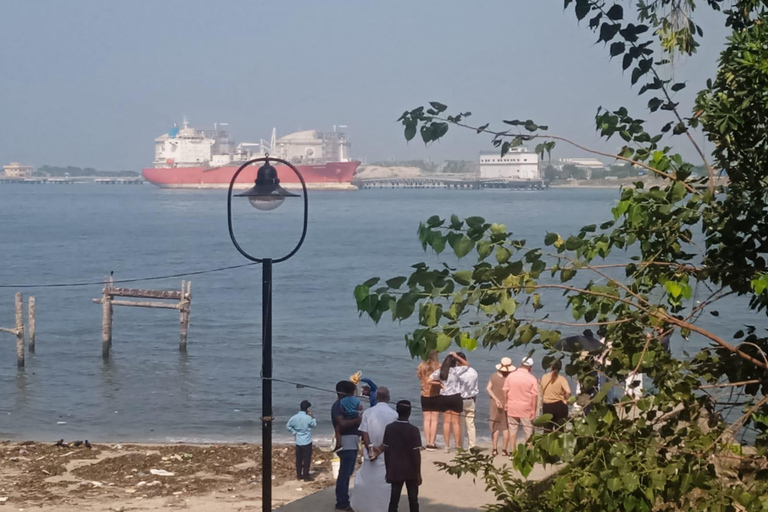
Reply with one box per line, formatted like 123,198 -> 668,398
142,119 -> 360,190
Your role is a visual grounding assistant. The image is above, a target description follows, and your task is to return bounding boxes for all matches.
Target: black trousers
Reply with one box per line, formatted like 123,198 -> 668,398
542,402 -> 569,433
389,479 -> 419,512
295,443 -> 312,479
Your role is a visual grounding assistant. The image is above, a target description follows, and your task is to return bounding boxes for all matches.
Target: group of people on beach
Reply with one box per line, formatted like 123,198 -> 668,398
418,351 -> 572,457
287,374 -> 422,512
284,352 -> 578,512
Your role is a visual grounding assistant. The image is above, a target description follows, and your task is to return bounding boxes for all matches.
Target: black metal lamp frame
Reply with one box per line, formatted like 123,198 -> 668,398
226,156 -> 308,512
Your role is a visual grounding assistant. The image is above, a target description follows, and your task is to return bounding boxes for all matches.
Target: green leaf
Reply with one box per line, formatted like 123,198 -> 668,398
574,0 -> 590,20
436,333 -> 452,352
671,82 -> 686,92
544,232 -> 559,246
465,216 -> 485,228
450,236 -> 475,259
429,101 -> 447,113
606,4 -> 623,20
477,240 -> 493,259
429,230 -> 446,254
609,41 -> 625,57
565,236 -> 583,251
532,414 -> 553,426
354,284 -> 370,305
385,276 -> 407,289
426,215 -> 443,227
496,247 -> 512,264
501,297 -> 517,315
395,297 -> 416,320
599,23 -> 620,42
664,281 -> 683,299
460,332 -> 478,351
453,270 -> 474,286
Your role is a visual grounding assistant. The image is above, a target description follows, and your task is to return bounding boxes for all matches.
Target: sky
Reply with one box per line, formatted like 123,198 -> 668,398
0,1 -> 729,171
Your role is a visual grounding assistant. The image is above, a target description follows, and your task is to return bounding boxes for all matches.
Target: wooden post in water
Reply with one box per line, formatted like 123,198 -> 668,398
179,281 -> 191,351
93,277 -> 192,355
102,276 -> 113,358
15,292 -> 24,367
0,292 -> 26,368
28,296 -> 36,353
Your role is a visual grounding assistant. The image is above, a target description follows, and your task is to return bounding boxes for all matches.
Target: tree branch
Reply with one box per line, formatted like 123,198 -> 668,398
442,118 -> 700,195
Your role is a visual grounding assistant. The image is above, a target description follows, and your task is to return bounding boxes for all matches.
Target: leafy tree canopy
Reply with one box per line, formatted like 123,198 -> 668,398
356,0 -> 768,510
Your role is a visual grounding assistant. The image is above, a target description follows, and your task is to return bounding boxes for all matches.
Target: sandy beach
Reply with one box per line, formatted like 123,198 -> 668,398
1,440 -> 559,511
0,441 -> 337,511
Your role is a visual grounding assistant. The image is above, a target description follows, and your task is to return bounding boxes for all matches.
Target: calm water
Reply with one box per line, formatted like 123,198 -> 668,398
0,185 -> 755,444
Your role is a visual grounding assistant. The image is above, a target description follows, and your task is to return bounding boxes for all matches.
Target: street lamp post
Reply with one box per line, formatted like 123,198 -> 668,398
226,155 -> 308,512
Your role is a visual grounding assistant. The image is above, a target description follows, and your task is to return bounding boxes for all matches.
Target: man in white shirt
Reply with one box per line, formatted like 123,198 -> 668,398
351,387 -> 398,512
456,351 -> 479,449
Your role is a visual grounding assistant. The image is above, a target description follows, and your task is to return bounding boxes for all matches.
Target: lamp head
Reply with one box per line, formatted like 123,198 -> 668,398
236,160 -> 299,211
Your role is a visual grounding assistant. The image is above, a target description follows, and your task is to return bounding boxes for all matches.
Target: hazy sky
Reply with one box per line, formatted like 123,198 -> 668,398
0,1 -> 728,171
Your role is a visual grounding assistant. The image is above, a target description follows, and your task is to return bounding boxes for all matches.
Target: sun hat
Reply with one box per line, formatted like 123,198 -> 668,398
496,357 -> 515,372
521,357 -> 535,367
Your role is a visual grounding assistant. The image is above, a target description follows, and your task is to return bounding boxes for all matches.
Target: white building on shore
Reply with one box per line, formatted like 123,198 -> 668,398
555,157 -> 606,170
479,147 -> 540,180
3,162 -> 33,178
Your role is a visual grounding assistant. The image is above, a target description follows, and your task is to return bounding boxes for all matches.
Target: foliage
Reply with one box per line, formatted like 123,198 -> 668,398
356,0 -> 768,510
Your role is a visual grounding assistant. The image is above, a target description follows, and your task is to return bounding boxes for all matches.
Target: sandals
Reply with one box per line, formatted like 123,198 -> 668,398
502,450 -> 510,457
491,449 -> 498,456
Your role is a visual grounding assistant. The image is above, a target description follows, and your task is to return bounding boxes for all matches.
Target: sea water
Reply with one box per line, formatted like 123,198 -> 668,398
0,185 -> 756,444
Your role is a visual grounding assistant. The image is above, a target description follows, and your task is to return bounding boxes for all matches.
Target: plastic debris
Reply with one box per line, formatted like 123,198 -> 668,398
149,469 -> 174,477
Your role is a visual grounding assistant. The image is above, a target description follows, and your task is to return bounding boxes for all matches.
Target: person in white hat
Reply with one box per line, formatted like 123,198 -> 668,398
486,357 -> 515,456
502,357 -> 539,454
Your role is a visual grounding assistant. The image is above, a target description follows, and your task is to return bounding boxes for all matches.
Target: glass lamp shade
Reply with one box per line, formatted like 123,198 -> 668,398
249,196 -> 285,211
235,162 -> 300,211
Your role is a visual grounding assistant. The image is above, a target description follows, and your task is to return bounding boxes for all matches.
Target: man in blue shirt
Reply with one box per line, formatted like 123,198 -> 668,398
286,400 -> 317,481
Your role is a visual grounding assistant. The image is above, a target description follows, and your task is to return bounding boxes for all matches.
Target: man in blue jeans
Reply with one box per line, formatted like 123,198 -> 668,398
332,380 -> 361,511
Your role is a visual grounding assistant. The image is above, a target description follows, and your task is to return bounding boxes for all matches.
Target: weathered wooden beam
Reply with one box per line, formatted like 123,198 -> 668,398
28,296 -> 36,353
15,292 -> 24,367
102,278 -> 112,358
179,280 -> 190,351
93,298 -> 182,309
111,299 -> 181,309
109,287 -> 183,300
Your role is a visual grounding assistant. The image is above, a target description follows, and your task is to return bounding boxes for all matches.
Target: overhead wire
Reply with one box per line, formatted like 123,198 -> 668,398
0,262 -> 259,289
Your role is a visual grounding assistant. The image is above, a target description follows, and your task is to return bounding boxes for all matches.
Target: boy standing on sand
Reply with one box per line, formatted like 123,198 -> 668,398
286,400 -> 317,481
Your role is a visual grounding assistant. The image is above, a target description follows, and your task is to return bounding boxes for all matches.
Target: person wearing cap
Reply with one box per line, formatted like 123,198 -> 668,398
456,351 -> 479,450
486,357 -> 515,456
351,371 -> 380,407
503,357 -> 539,453
286,400 -> 317,481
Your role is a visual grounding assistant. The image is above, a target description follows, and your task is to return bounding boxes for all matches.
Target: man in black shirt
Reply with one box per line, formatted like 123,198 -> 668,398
381,400 -> 422,512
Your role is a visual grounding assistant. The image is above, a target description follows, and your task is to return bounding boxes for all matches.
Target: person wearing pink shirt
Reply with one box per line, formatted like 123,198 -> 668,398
502,357 -> 539,453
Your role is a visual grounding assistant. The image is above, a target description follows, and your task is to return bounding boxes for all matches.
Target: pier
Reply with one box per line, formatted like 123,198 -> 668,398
352,177 -> 546,190
0,177 -> 144,185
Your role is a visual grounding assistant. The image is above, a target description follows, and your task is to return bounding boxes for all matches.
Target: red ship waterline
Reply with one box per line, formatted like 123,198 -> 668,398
142,119 -> 360,190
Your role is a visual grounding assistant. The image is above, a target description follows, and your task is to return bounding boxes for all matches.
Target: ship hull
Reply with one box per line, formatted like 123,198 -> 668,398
142,161 -> 360,190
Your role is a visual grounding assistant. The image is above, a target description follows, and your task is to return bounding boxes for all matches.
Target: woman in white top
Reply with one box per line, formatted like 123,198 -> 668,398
430,352 -> 470,452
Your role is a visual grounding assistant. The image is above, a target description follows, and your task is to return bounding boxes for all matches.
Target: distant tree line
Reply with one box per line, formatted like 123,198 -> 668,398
34,165 -> 139,177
